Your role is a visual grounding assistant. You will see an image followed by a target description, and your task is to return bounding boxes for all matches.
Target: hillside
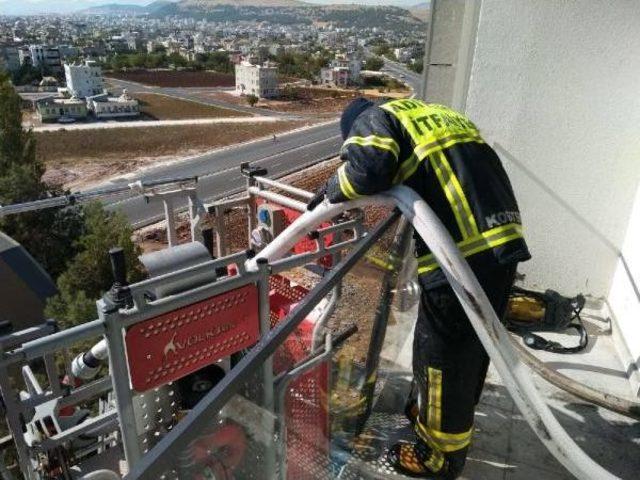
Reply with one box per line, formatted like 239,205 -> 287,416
163,2 -> 424,31
81,0 -> 424,31
180,0 -> 307,6
81,3 -> 146,15
82,1 -> 171,15
409,2 -> 429,22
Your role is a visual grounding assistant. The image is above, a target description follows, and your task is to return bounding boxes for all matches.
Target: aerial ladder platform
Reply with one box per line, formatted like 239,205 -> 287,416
0,164 -> 633,480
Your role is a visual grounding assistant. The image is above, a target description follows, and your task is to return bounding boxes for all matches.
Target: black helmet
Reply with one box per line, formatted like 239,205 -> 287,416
340,97 -> 374,139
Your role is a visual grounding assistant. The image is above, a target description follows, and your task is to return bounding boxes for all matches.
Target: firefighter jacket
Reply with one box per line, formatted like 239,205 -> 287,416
326,98 -> 531,286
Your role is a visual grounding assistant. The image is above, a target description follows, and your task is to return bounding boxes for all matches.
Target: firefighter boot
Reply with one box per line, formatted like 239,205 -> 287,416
388,441 -> 449,479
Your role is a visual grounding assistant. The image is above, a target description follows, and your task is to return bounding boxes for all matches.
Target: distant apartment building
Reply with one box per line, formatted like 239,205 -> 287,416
228,50 -> 243,64
28,45 -> 63,75
320,66 -> 349,87
65,61 -> 104,99
235,61 -> 278,98
87,90 -> 140,119
124,35 -> 140,52
320,53 -> 361,87
194,34 -> 207,54
18,46 -> 31,66
394,47 -> 413,63
0,45 -> 20,72
58,45 -> 80,60
36,97 -> 87,122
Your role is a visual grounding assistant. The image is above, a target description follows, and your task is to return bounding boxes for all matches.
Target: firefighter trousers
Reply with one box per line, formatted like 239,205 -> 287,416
412,261 -> 517,477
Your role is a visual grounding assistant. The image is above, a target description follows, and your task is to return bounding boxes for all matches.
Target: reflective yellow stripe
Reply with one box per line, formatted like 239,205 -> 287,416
427,367 -> 442,431
417,367 -> 474,454
337,164 -> 360,200
429,151 -> 479,239
393,134 -> 484,183
380,99 -> 484,184
414,132 -> 484,161
380,99 -> 481,147
343,135 -> 401,159
417,223 -> 523,275
424,448 -> 445,471
365,255 -> 395,271
416,422 -> 474,453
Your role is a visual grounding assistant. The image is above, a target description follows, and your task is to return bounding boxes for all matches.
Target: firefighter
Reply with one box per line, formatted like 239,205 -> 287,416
308,98 -> 531,478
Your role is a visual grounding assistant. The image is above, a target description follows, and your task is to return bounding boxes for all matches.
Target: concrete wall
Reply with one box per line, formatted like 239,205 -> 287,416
608,185 -> 640,393
461,0 -> 640,298
436,0 -> 640,391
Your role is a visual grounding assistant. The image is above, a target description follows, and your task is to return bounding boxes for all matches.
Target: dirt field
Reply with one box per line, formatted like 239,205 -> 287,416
39,121 -> 305,189
107,70 -> 235,88
133,93 -> 249,120
208,86 -> 408,116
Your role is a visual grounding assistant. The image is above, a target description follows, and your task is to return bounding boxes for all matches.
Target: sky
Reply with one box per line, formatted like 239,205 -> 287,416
0,0 -> 427,16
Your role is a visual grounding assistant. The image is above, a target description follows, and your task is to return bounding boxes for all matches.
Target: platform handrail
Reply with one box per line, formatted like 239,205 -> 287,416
124,209 -> 401,479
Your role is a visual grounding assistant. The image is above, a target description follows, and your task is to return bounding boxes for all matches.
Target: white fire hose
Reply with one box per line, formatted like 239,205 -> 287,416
246,185 -> 619,480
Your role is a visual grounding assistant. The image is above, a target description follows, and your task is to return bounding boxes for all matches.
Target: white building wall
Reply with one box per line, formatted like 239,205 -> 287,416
459,0 -> 640,387
235,63 -> 278,98
65,62 -> 104,99
463,0 -> 640,297
608,185 -> 640,393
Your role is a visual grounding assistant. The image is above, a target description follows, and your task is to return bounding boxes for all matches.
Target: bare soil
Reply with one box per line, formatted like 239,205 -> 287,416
133,93 -> 249,120
39,121 -> 306,189
209,87 -> 382,116
107,70 -> 235,88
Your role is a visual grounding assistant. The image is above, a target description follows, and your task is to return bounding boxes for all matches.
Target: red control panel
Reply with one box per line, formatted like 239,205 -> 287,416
125,285 -> 259,392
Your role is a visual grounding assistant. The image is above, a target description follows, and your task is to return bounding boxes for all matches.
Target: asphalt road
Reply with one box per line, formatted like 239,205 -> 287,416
105,121 -> 342,226
102,62 -> 420,226
382,58 -> 423,92
107,77 -> 297,118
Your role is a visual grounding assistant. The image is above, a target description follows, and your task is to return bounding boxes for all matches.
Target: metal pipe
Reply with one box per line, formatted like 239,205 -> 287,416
246,187 -> 619,480
257,257 -> 276,480
162,197 -> 177,247
101,302 -> 142,466
0,351 -> 36,479
310,287 -> 339,353
0,176 -> 199,218
0,323 -> 56,351
247,187 -> 307,212
251,176 -> 315,200
3,320 -> 104,367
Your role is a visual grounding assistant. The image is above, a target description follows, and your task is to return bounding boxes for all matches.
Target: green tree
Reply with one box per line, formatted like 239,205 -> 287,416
167,52 -> 188,69
364,56 -> 384,71
131,53 -> 147,69
246,94 -> 259,107
0,73 -> 85,278
11,64 -> 43,86
112,55 -> 129,72
373,43 -> 391,57
409,59 -> 424,74
45,203 -> 143,327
